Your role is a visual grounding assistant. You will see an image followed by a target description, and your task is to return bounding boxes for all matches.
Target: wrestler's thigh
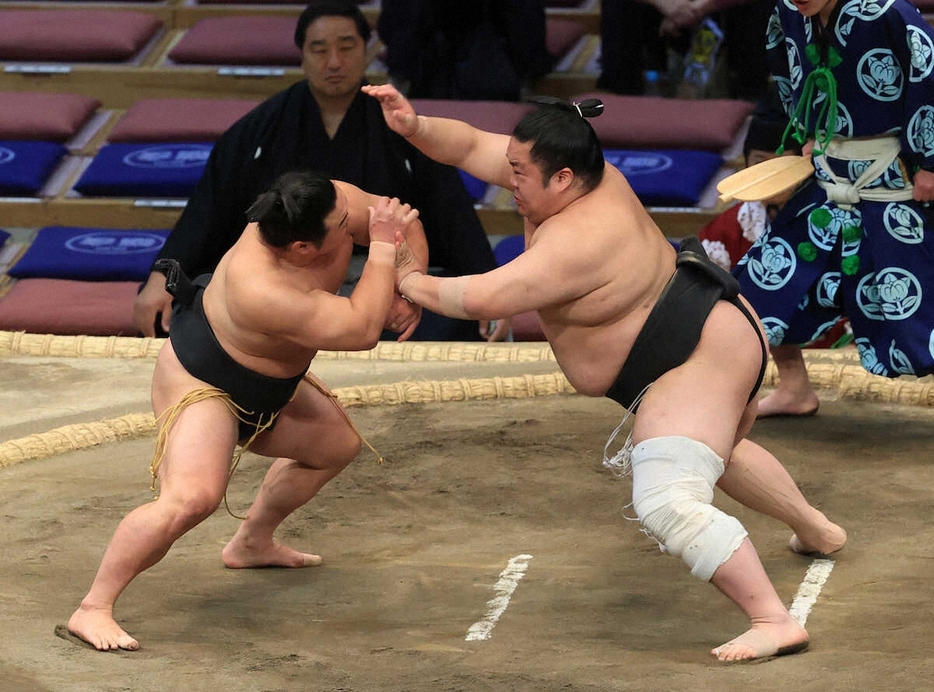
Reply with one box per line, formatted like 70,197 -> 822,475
250,378 -> 359,465
156,397 -> 240,502
632,302 -> 761,459
151,344 -> 240,500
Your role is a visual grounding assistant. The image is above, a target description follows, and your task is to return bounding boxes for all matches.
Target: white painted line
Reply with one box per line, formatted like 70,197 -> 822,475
465,554 -> 533,642
788,558 -> 835,627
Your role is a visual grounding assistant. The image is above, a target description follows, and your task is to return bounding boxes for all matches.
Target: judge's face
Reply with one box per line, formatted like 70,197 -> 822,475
300,16 -> 368,100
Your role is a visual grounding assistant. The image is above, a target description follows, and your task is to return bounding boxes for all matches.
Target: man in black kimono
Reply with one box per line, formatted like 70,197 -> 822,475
134,0 -> 502,341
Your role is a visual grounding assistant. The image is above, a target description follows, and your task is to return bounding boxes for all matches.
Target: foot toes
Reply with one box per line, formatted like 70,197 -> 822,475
712,628 -> 808,662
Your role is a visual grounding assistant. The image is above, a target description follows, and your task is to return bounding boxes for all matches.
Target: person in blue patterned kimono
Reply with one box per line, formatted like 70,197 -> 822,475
735,0 -> 934,417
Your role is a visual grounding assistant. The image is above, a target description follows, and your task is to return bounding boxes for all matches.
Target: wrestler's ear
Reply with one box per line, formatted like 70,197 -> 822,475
551,167 -> 574,192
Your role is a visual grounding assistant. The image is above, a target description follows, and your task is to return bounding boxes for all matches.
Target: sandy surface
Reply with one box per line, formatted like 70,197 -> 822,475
1,349 -> 933,691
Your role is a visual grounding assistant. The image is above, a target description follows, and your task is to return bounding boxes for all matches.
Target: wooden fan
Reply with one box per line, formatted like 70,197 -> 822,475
717,155 -> 814,203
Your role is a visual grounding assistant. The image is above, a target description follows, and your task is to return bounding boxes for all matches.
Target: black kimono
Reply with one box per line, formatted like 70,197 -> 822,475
156,81 -> 497,340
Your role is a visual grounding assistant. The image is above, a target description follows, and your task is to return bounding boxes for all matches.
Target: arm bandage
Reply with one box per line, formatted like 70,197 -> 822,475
398,270 -> 421,304
629,436 -> 747,582
438,275 -> 471,319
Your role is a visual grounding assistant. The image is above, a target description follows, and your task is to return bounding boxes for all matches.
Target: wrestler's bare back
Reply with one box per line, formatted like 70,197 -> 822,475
525,166 -> 676,395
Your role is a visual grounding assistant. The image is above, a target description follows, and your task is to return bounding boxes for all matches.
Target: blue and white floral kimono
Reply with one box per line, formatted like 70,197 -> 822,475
735,0 -> 934,377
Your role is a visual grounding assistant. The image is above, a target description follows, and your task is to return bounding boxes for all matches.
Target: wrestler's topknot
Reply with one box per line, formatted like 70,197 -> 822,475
247,170 -> 337,249
513,97 -> 605,191
523,96 -> 604,119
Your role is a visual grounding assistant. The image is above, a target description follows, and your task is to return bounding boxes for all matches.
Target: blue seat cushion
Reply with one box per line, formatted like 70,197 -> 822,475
458,169 -> 488,202
493,235 -> 525,266
8,226 -> 170,282
603,149 -> 723,207
0,140 -> 68,196
73,142 -> 212,198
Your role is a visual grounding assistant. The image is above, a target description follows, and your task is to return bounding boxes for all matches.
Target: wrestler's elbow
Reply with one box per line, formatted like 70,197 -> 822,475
312,314 -> 383,351
360,331 -> 382,350
358,317 -> 386,349
323,329 -> 381,352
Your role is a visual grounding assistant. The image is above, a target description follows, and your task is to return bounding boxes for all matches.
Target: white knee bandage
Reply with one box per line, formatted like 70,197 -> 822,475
630,436 -> 747,582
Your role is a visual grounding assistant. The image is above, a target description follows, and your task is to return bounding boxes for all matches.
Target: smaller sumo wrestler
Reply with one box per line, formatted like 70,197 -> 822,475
63,170 -> 422,651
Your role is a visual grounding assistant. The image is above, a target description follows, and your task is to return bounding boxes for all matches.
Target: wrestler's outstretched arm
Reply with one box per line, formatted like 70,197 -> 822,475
393,216 -> 596,323
362,83 -> 513,190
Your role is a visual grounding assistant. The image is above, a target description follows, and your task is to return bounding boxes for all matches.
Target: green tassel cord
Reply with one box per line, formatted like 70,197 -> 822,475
777,44 -> 843,156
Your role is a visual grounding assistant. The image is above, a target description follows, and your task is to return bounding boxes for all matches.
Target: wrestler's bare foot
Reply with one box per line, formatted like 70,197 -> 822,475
222,536 -> 322,569
711,617 -> 809,662
787,506 -> 847,555
65,604 -> 139,651
757,388 -> 820,418
790,521 -> 847,556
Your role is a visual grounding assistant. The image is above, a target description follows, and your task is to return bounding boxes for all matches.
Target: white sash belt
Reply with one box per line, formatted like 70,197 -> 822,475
815,136 -> 913,207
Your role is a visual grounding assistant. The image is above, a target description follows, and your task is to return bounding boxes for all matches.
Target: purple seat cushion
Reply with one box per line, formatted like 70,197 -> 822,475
168,16 -> 301,66
108,98 -> 260,143
545,17 -> 587,59
0,92 -> 101,142
0,10 -> 163,62
195,0 -> 375,3
195,0 -> 306,3
572,93 -> 755,151
0,278 -> 140,336
511,311 -> 545,341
